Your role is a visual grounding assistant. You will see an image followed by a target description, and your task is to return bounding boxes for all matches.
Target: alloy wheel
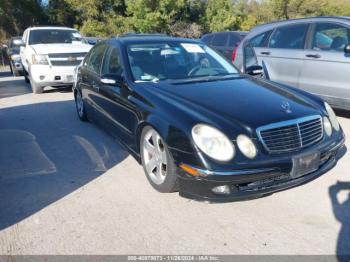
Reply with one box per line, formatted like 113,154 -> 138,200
76,91 -> 84,118
142,128 -> 168,185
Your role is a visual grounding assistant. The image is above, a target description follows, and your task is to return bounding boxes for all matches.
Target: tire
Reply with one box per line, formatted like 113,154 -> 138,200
75,90 -> 88,121
30,78 -> 43,94
140,126 -> 178,193
24,70 -> 30,83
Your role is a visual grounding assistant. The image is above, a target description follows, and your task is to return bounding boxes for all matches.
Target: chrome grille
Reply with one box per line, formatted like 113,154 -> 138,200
257,115 -> 323,153
48,52 -> 87,66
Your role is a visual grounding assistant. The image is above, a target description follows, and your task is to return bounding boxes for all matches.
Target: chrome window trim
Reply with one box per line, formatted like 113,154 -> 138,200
257,115 -> 324,153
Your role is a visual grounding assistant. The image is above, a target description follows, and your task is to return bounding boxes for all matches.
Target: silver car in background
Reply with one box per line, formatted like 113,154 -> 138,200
233,17 -> 350,110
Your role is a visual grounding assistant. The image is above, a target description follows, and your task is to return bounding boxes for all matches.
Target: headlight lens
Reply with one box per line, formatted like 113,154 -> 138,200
32,54 -> 48,65
323,117 -> 333,137
10,54 -> 21,62
237,134 -> 257,159
325,102 -> 340,131
192,124 -> 234,162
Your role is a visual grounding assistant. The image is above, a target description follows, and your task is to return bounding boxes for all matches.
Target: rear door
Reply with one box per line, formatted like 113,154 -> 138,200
256,23 -> 310,87
299,22 -> 350,108
80,43 -> 107,119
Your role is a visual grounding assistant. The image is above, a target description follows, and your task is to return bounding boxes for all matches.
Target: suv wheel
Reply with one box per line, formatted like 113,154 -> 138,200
30,78 -> 43,94
24,70 -> 30,83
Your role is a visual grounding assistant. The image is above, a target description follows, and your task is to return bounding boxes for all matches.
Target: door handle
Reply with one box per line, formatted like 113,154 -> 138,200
306,54 -> 321,59
261,51 -> 271,55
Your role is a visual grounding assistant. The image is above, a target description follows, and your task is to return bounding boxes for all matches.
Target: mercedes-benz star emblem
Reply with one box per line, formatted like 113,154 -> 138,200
281,101 -> 292,114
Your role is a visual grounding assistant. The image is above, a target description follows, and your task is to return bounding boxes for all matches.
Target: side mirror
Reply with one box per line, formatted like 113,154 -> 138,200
101,74 -> 124,86
245,65 -> 263,76
344,44 -> 350,54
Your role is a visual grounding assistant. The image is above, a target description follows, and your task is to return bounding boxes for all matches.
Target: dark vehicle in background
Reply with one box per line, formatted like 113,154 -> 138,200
84,37 -> 103,45
201,31 -> 247,61
233,16 -> 350,111
6,36 -> 23,76
73,35 -> 345,202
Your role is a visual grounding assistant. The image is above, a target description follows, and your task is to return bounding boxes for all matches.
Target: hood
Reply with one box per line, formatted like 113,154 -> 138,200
151,76 -> 322,132
31,43 -> 92,54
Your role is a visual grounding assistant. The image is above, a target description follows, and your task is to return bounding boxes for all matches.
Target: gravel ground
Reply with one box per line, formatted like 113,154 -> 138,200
0,73 -> 349,255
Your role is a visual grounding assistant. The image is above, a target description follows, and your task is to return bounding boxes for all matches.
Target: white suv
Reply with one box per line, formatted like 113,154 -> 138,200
20,26 -> 92,93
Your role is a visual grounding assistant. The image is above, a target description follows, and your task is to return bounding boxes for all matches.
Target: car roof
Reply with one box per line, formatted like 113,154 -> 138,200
202,31 -> 247,37
252,16 -> 350,33
28,26 -> 77,31
108,35 -> 201,45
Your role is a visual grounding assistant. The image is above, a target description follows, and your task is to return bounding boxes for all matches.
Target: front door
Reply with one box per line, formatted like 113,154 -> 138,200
97,46 -> 139,148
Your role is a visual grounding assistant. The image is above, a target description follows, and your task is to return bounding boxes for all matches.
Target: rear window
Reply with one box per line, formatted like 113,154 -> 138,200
228,34 -> 241,47
211,33 -> 228,46
269,24 -> 309,49
201,35 -> 214,45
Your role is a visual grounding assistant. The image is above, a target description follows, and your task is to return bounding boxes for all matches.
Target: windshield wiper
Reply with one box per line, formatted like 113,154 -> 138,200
173,74 -> 240,84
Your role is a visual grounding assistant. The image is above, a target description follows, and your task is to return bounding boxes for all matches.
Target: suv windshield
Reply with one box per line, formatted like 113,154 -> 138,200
29,29 -> 84,45
126,42 -> 238,82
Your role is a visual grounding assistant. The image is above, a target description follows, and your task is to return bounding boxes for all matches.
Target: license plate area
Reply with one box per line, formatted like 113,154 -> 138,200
291,152 -> 320,178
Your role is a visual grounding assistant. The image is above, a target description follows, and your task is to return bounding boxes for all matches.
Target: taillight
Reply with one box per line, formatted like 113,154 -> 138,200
231,46 -> 238,63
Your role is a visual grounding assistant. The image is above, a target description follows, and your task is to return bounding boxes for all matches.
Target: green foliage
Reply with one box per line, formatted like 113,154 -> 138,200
204,0 -> 238,32
0,0 -> 47,41
3,0 -> 350,42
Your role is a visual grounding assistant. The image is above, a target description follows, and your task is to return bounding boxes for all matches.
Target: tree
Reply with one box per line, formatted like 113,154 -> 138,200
204,0 -> 238,32
0,0 -> 47,41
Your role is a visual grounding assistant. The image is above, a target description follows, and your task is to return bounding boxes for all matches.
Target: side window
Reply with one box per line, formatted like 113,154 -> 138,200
228,34 -> 240,47
201,35 -> 213,45
212,33 -> 228,46
87,44 -> 106,74
102,47 -> 123,76
250,30 -> 272,47
269,24 -> 309,49
312,23 -> 350,52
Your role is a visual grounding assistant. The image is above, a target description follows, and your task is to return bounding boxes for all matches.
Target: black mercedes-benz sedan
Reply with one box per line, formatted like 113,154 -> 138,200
73,34 -> 345,202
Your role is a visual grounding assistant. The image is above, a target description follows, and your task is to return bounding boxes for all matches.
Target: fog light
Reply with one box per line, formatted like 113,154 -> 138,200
39,75 -> 45,80
212,185 -> 230,195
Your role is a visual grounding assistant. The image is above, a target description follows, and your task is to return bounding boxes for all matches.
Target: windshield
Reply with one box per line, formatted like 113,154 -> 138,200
126,42 -> 238,82
29,29 -> 84,45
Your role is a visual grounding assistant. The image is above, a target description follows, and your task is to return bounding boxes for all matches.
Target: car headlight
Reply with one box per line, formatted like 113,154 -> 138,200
32,54 -> 48,65
10,54 -> 21,62
325,102 -> 340,131
192,124 -> 235,162
323,117 -> 332,137
237,134 -> 257,159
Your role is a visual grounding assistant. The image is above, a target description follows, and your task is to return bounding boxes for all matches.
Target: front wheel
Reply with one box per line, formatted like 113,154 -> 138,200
24,69 -> 30,83
140,126 -> 178,193
75,90 -> 88,121
30,78 -> 43,94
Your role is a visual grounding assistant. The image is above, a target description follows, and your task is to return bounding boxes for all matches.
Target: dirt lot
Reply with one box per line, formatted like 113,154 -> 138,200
0,72 -> 349,255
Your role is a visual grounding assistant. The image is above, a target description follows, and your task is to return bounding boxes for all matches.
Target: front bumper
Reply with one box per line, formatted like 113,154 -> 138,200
30,65 -> 76,87
177,136 -> 346,202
